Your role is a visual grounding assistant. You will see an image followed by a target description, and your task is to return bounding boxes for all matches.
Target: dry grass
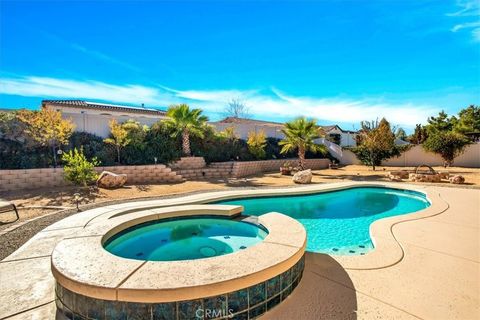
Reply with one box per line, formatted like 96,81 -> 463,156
1,165 -> 478,224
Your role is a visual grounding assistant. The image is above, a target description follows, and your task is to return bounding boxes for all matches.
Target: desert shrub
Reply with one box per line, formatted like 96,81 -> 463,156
62,148 -> 100,187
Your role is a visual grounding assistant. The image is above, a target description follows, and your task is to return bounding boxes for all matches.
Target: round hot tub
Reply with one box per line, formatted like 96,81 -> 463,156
104,217 -> 268,261
52,205 -> 306,320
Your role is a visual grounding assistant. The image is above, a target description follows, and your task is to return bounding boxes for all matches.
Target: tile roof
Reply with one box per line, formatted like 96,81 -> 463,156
213,117 -> 285,127
213,117 -> 358,133
42,100 -> 167,116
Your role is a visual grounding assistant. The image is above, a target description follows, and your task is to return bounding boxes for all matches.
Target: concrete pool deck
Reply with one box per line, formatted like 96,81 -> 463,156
0,182 -> 478,319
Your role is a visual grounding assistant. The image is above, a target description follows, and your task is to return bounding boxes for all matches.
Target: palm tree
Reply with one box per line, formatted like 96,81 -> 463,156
279,117 -> 327,170
164,104 -> 209,156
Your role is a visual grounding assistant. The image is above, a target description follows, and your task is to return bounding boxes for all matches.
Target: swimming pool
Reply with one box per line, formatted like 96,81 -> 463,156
104,217 -> 268,261
215,187 -> 430,255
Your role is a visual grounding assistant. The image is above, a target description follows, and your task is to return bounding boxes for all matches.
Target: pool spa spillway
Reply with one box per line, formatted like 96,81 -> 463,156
52,205 -> 306,320
104,217 -> 268,261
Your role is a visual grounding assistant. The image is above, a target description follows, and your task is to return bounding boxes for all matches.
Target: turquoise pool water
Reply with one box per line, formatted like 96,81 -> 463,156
104,217 -> 268,261
215,187 -> 430,255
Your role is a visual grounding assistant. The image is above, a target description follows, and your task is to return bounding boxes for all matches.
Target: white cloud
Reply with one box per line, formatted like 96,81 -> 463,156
0,75 -> 440,127
449,1 -> 480,41
451,21 -> 480,32
447,0 -> 480,17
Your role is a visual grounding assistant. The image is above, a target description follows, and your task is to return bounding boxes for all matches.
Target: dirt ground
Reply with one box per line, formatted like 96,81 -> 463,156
1,165 -> 478,225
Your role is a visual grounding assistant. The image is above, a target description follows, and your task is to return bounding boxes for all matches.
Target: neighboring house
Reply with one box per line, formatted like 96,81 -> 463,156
210,117 -> 286,139
320,125 -> 358,147
210,117 -> 360,148
42,100 -> 167,138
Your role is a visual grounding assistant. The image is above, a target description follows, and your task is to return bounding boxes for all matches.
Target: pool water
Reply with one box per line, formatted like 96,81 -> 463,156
104,217 -> 268,261
216,187 -> 430,255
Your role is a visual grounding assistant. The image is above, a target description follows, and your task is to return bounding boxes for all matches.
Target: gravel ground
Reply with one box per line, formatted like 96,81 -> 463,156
0,186 -> 268,260
0,209 -> 77,260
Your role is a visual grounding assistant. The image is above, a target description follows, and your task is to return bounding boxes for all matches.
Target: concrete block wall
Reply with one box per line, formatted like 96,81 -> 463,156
0,164 -> 183,192
170,157 -> 206,170
0,158 -> 330,191
96,165 -> 183,185
0,168 -> 66,192
231,158 -> 331,178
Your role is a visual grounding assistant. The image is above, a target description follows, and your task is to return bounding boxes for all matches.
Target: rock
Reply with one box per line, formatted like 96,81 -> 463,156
292,169 -> 312,184
388,174 -> 402,182
97,171 -> 127,189
449,175 -> 465,184
438,171 -> 450,179
390,170 -> 409,179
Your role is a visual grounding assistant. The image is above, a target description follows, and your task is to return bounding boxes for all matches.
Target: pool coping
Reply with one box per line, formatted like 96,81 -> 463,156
51,205 -> 307,302
48,181 -> 448,271
47,182 -> 449,281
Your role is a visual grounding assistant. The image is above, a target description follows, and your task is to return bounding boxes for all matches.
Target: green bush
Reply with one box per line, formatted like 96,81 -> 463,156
62,148 -> 100,187
423,131 -> 471,167
190,126 -> 253,163
68,132 -> 116,166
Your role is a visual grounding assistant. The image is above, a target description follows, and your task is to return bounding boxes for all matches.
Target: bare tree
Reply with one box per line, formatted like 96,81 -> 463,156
224,99 -> 251,118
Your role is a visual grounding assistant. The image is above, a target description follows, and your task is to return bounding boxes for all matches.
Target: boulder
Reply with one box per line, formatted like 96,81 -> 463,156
438,171 -> 450,180
97,171 -> 127,189
449,175 -> 465,184
390,170 -> 409,179
292,169 -> 312,184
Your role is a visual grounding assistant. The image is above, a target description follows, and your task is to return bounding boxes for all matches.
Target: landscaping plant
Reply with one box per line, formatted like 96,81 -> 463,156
279,117 -> 327,170
104,119 -> 130,163
62,148 -> 100,187
352,118 -> 398,170
164,104 -> 209,156
247,130 -> 267,160
17,108 -> 75,167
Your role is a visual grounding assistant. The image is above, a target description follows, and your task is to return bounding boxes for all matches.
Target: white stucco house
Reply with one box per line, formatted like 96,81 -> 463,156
210,117 -> 358,147
42,100 -> 168,138
210,117 -> 286,140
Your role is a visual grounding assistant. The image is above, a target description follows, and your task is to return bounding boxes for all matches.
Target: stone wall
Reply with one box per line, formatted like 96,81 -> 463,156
0,158 -> 331,192
231,159 -> 330,178
169,157 -> 206,169
0,165 -> 182,192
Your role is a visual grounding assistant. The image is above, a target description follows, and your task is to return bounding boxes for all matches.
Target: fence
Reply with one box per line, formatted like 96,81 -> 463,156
339,143 -> 479,167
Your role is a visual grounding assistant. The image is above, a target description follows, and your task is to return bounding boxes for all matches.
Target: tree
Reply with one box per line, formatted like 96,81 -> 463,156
17,107 -> 74,167
353,118 -> 396,170
163,104 -> 209,156
408,124 -> 428,144
122,119 -> 149,145
224,99 -> 250,118
247,130 -> 267,159
279,117 -> 327,170
423,131 -> 471,167
426,110 -> 455,134
454,105 -> 480,140
62,148 -> 100,187
104,119 -> 130,163
395,127 -> 407,141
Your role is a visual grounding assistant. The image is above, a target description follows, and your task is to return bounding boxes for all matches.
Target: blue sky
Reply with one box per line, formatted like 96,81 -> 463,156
0,0 -> 479,131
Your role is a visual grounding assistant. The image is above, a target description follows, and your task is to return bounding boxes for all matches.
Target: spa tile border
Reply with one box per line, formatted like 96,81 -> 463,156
55,255 -> 305,320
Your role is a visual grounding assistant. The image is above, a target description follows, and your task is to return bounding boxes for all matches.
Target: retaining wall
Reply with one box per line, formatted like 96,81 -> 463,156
0,165 -> 182,192
0,158 -> 331,192
231,158 -> 331,177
